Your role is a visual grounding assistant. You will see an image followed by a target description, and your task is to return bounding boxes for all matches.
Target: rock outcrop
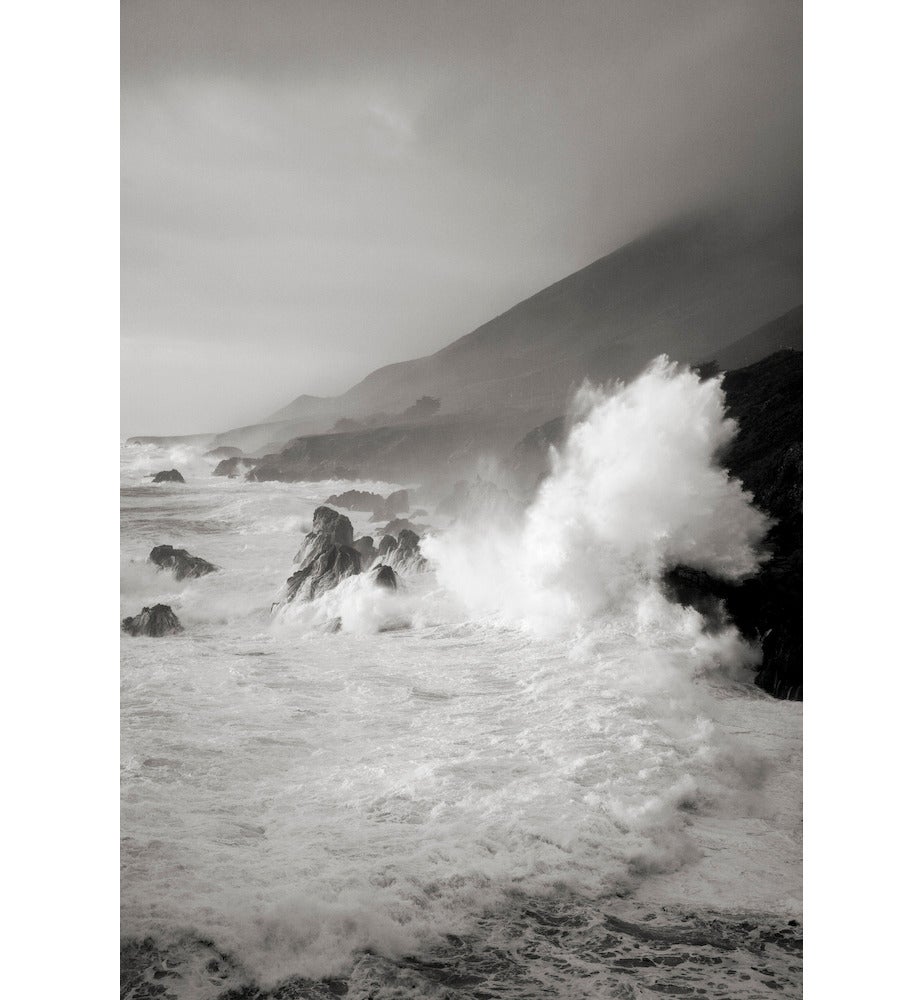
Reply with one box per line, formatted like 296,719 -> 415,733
279,506 -> 364,605
212,456 -> 258,478
278,502 -> 427,610
149,545 -> 218,581
284,543 -> 362,602
295,506 -> 355,563
377,534 -> 397,558
353,535 -> 377,569
324,488 -> 412,522
666,350 -> 803,700
324,490 -> 384,511
204,446 -> 243,459
121,604 -> 183,637
379,517 -> 427,538
371,564 -> 398,590
375,528 -> 426,573
152,469 -> 185,484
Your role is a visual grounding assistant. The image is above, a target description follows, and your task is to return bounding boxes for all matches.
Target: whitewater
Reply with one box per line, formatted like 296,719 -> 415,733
121,361 -> 802,999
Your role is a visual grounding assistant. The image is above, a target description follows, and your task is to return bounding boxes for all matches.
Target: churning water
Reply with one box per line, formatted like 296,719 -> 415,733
121,362 -> 802,999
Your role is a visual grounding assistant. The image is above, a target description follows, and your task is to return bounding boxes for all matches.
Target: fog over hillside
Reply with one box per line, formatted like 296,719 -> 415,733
121,0 -> 801,436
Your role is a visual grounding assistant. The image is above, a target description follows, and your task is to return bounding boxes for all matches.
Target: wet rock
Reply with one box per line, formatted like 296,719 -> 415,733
151,469 -> 185,484
294,506 -> 355,564
323,489 -> 384,512
353,535 -> 377,569
149,544 -> 218,580
212,457 -> 258,478
379,517 -> 426,537
204,446 -> 242,459
371,564 -> 398,590
285,543 -> 362,602
392,529 -> 426,572
122,604 -> 183,636
377,534 -> 397,557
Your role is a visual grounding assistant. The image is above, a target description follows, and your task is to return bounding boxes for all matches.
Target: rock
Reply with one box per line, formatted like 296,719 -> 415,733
148,544 -> 218,580
377,534 -> 397,557
384,489 -> 410,514
369,489 -> 412,522
284,543 -> 362,602
665,350 -> 803,700
122,604 -> 183,636
212,456 -> 258,478
391,529 -> 426,572
280,506 -> 365,604
379,517 -> 427,537
508,417 -> 566,494
324,489 -> 385,512
294,506 -> 355,564
151,469 -> 185,483
371,564 -> 398,590
353,535 -> 377,569
204,445 -> 242,459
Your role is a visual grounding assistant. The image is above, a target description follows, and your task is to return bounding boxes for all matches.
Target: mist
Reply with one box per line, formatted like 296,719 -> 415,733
122,0 -> 801,436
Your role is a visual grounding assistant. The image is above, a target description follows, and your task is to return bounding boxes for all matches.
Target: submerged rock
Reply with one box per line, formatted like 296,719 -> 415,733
148,544 -> 218,581
121,604 -> 183,637
151,469 -> 185,484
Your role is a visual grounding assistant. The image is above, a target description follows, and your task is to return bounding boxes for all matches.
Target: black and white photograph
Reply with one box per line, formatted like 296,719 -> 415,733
116,2 -> 807,997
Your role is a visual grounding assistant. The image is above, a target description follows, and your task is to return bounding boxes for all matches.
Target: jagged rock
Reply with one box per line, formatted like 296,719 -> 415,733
151,469 -> 185,483
294,506 -> 355,564
371,564 -> 398,590
353,535 -> 377,569
284,543 -> 362,602
212,456 -> 258,478
324,489 -> 384,512
148,544 -> 218,580
377,534 -> 397,557
390,529 -> 426,572
121,604 -> 183,637
204,445 -> 242,459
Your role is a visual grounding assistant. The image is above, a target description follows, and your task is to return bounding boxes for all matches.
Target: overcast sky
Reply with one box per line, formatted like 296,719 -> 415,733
121,0 -> 801,436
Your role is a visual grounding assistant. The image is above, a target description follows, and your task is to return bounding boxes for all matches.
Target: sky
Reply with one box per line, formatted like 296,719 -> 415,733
121,0 -> 801,436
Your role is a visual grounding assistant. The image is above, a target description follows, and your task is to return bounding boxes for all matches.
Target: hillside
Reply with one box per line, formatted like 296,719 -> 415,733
205,206 -> 801,453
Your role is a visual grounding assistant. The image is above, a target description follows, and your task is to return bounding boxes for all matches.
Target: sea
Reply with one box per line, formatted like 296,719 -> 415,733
121,363 -> 802,999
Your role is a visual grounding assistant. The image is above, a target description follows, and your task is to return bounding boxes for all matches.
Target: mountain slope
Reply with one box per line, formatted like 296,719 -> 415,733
269,206 -> 801,429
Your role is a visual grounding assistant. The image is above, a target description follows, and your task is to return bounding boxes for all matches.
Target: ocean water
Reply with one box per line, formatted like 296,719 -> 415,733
121,365 -> 802,999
